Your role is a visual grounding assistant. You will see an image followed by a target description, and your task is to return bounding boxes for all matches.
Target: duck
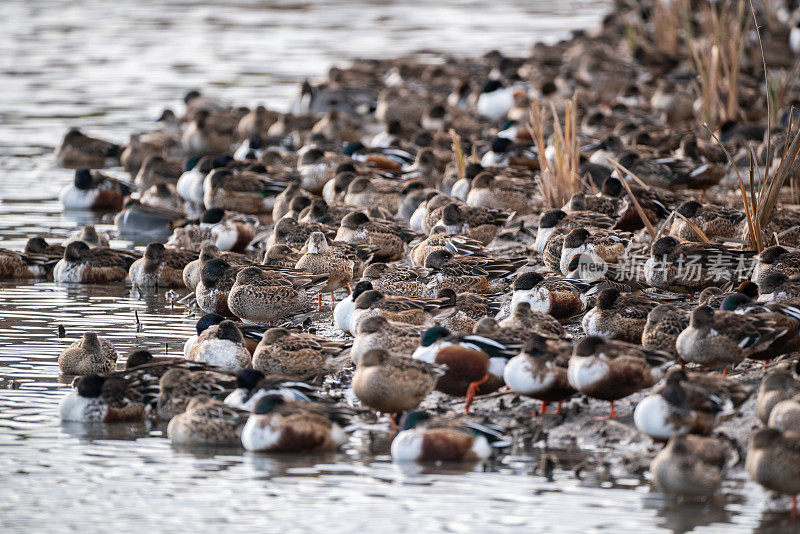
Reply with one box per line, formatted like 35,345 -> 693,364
348,288 -> 455,333
408,231 -> 487,267
581,288 -> 657,344
465,172 -> 537,215
718,294 -> 800,363
272,181 -> 309,222
182,89 -> 229,120
266,216 -> 337,250
294,232 -> 354,301
321,169 -> 358,204
503,334 -> 575,415
128,242 -> 197,288
746,207 -> 800,248
752,245 -> 800,286
768,394 -> 800,432
224,368 -> 321,411
334,212 -> 412,263
59,373 -> 153,423
361,263 -> 429,298
634,368 -> 750,440
181,110 -> 232,156
296,147 -> 349,194
156,366 -> 238,421
55,128 -> 123,169
375,86 -> 424,125
559,228 -> 629,276
650,434 -> 730,497
584,135 -> 626,169
186,320 -> 252,373
417,195 -> 457,234
333,280 -> 373,334
125,349 -> 223,378
233,134 -> 266,161
237,105 -> 279,138
479,136 -> 538,168
510,271 -> 586,320
262,243 -> 302,269
412,325 -> 518,412
352,349 -> 446,428
615,151 -> 724,192
497,301 -> 566,339
670,201 -> 745,242
697,282 -> 760,308
58,332 -> 118,375
758,271 -> 800,305
202,167 -> 293,214
176,155 -> 218,205
53,241 -> 139,284
114,199 -> 186,238
182,313 -> 264,357
644,237 -> 756,293
182,244 -> 252,292
400,188 -> 439,226
138,183 -> 185,215
423,248 -> 526,295
297,197 -> 353,226
642,304 -> 690,356
676,305 -> 788,369
449,162 -> 486,201
429,201 -> 512,246
22,237 -> 64,261
746,428 -> 800,518
391,411 -> 510,463
437,288 -> 502,334
534,209 -> 615,255
0,248 -> 53,279
350,315 -> 428,364
62,225 -> 110,248
343,176 -> 405,215
227,266 -> 328,323
193,258 -> 241,316
252,328 -> 349,380
476,80 -> 517,120
756,364 -> 800,424
567,336 -> 673,418
134,155 -> 183,189
60,169 -> 135,211
167,395 -> 247,447
121,129 -> 180,175
168,210 -> 257,254
241,395 -> 351,453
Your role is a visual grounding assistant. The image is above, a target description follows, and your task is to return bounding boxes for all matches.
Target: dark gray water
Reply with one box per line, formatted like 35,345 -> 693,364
0,1 -> 785,532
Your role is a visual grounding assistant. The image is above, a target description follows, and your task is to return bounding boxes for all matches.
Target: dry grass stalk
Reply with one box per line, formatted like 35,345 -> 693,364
653,0 -> 683,54
721,0 -> 747,121
674,211 -> 712,243
529,97 -> 580,209
691,42 -> 721,127
449,129 -> 466,181
688,0 -> 748,127
605,157 -> 657,239
702,122 -> 762,249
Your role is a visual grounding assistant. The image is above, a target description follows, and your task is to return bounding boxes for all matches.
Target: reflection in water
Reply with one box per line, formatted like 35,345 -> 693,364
60,420 -> 152,442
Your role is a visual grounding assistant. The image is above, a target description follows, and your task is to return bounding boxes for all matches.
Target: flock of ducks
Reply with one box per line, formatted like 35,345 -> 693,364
5,0 -> 800,518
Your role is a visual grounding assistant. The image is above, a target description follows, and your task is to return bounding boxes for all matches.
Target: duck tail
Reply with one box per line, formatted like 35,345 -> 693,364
304,275 -> 331,293
464,421 -> 512,447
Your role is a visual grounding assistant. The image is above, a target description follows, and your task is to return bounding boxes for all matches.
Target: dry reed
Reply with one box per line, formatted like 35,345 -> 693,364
530,96 -> 580,209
